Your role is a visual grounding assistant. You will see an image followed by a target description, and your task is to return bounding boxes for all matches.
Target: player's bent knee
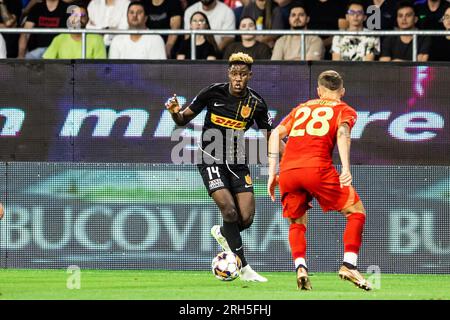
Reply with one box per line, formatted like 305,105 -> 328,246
288,214 -> 308,227
341,200 -> 366,216
221,207 -> 239,222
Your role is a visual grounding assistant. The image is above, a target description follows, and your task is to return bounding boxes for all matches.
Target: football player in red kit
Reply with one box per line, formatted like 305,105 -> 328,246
267,70 -> 372,291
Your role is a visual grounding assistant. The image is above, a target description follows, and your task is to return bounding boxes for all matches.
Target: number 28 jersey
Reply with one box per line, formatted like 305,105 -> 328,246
279,98 -> 357,172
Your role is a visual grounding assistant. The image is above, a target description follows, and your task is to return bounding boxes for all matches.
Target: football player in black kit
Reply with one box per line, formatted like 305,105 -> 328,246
166,52 -> 272,282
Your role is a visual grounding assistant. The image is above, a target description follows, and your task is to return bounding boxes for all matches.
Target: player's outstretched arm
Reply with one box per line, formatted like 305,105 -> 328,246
0,203 -> 4,220
165,94 -> 196,126
267,126 -> 288,202
337,123 -> 352,188
265,131 -> 286,156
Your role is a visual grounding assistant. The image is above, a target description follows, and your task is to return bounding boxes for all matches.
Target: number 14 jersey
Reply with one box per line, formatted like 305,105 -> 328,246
279,98 -> 357,172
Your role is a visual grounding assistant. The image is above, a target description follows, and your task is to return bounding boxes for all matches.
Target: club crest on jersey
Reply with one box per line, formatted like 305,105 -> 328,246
244,174 -> 253,186
240,104 -> 252,119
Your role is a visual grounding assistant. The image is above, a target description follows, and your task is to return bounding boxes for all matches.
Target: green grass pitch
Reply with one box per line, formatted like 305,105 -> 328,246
0,269 -> 449,300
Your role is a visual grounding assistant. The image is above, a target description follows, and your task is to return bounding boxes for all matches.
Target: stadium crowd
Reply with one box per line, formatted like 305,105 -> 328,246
0,0 -> 449,61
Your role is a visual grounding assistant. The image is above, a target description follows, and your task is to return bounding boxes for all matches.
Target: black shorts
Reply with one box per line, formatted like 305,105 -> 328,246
197,163 -> 254,196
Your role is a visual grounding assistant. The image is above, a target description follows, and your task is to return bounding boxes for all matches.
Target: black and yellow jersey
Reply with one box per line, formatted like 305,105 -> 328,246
188,83 -> 273,163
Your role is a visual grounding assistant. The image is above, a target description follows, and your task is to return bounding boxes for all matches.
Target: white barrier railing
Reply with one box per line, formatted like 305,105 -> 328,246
1,28 -> 450,61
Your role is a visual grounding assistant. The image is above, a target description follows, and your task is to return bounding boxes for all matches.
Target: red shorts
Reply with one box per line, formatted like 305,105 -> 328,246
278,167 -> 360,219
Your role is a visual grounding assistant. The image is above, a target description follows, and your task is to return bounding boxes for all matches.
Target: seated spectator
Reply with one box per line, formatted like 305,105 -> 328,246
87,0 -> 129,47
43,4 -> 106,59
364,0 -> 397,30
109,1 -> 166,59
223,16 -> 271,59
184,0 -> 236,52
332,0 -> 380,61
271,3 -> 324,60
23,0 -> 83,17
240,0 -> 284,48
0,0 -> 22,58
176,11 -> 218,60
0,33 -> 6,58
429,6 -> 450,61
18,0 -> 70,59
415,0 -> 449,30
307,0 -> 348,59
142,0 -> 182,58
380,1 -> 431,61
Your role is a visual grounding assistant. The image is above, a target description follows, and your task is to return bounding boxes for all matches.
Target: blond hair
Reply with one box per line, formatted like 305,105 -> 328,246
229,52 -> 254,68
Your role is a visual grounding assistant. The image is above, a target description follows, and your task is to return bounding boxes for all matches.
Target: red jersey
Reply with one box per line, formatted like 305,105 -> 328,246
279,98 -> 357,172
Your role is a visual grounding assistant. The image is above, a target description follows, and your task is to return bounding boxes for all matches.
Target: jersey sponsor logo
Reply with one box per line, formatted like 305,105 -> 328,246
211,113 -> 247,130
240,104 -> 252,119
213,102 -> 225,107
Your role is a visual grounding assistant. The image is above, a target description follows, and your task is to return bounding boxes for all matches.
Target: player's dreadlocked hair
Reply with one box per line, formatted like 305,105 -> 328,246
318,70 -> 343,91
229,52 -> 254,70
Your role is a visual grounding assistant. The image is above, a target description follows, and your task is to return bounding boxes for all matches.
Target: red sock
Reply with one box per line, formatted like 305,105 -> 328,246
343,213 -> 366,254
289,223 -> 307,261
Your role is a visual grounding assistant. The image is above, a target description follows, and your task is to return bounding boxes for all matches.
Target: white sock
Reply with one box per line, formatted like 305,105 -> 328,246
294,258 -> 307,270
343,252 -> 358,266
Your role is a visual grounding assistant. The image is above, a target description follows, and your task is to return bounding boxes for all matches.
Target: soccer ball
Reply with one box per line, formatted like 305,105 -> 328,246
211,251 -> 242,281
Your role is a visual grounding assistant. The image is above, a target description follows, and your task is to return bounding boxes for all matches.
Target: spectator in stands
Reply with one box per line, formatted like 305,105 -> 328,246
364,0 -> 397,30
142,0 -> 182,59
429,6 -> 450,60
0,33 -> 6,58
18,0 -> 70,59
271,3 -> 324,60
0,0 -> 22,58
23,0 -> 82,17
307,0 -> 348,60
109,1 -> 166,59
184,0 -> 236,52
176,11 -> 218,60
380,1 -> 431,61
87,0 -> 129,47
415,0 -> 449,30
223,16 -> 272,59
332,0 -> 380,61
240,0 -> 284,48
43,4 -> 106,58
